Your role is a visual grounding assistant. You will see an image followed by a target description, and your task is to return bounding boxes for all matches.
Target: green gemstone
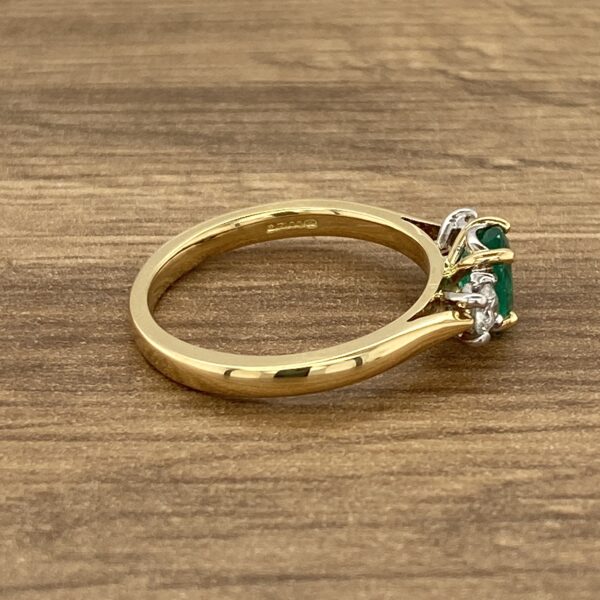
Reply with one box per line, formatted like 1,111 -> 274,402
479,226 -> 513,317
459,225 -> 513,317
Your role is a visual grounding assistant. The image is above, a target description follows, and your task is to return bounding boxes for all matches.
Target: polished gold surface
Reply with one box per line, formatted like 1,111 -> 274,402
496,310 -> 519,332
129,201 -> 475,397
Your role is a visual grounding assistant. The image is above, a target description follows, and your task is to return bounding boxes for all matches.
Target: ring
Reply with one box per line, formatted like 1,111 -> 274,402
129,201 -> 517,397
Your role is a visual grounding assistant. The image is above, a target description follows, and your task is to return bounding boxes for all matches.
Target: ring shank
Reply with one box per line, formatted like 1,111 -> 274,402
148,211 -> 430,311
130,201 -> 472,397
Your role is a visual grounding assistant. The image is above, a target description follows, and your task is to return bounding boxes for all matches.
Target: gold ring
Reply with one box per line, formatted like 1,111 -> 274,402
129,201 -> 517,397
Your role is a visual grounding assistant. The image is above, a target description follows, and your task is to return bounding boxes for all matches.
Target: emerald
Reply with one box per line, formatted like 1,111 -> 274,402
460,225 -> 513,317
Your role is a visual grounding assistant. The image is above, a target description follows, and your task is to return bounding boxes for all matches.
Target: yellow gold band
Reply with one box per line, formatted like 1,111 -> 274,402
129,201 -> 477,397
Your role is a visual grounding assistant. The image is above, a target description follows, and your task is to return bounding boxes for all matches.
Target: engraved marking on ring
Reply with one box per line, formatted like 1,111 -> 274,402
266,219 -> 318,234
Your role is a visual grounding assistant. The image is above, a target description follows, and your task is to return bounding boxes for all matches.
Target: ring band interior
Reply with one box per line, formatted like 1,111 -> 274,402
148,211 -> 431,312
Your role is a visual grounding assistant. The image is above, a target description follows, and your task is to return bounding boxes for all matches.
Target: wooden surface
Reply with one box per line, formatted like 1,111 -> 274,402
2,1 -> 600,598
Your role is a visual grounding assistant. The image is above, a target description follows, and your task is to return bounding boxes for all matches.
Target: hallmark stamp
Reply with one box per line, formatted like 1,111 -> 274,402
267,218 -> 318,234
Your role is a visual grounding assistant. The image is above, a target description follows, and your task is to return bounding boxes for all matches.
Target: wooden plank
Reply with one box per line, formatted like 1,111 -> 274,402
1,1 -> 599,598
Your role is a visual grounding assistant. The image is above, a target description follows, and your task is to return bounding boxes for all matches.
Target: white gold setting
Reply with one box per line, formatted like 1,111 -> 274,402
437,207 -> 478,254
447,271 -> 503,345
439,207 -> 515,346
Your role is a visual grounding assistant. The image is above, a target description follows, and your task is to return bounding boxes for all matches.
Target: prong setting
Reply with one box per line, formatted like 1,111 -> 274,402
437,208 -> 478,254
444,291 -> 489,310
447,270 -> 502,344
446,216 -> 511,266
466,226 -> 489,252
447,248 -> 514,279
440,208 -> 517,345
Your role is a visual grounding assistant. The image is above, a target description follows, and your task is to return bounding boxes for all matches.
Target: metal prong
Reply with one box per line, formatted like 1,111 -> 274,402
448,248 -> 514,278
446,216 -> 511,266
470,271 -> 497,286
437,208 -> 478,254
444,291 -> 488,309
466,226 -> 488,252
461,331 -> 492,346
493,314 -> 504,330
494,311 -> 518,332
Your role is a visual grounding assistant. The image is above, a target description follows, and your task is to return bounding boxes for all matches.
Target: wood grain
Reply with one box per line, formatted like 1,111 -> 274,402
1,1 -> 600,598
